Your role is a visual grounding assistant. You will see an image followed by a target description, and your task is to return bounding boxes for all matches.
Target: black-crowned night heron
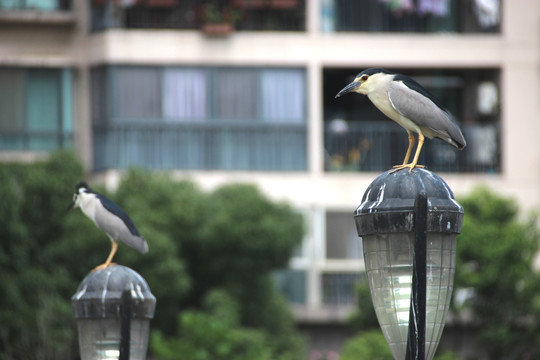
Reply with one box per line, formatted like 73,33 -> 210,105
67,182 -> 148,272
335,68 -> 466,173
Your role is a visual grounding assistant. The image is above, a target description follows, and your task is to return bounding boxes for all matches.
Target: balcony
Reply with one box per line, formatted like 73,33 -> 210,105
322,0 -> 500,33
325,67 -> 501,174
91,65 -> 307,171
93,121 -> 307,171
324,121 -> 499,173
91,0 -> 305,32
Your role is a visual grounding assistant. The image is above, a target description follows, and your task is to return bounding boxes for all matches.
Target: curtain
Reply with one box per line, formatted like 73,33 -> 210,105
26,69 -> 61,150
163,68 -> 207,121
261,69 -> 305,123
0,68 -> 24,132
214,68 -> 258,120
114,67 -> 162,119
26,69 -> 60,132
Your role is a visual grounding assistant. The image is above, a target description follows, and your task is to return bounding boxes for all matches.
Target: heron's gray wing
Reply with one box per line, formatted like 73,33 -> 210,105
388,80 -> 466,149
97,194 -> 141,237
93,196 -> 149,254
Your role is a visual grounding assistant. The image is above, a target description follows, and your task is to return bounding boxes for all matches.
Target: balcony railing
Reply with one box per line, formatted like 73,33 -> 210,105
325,121 -> 500,173
322,272 -> 363,305
324,0 -> 500,33
93,121 -> 307,171
0,130 -> 72,151
91,0 -> 305,32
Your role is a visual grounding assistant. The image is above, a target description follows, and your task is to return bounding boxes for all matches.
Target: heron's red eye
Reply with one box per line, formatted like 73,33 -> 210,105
361,75 -> 369,81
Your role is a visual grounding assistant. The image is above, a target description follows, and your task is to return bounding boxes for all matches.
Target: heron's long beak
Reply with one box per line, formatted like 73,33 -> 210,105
66,200 -> 75,213
335,81 -> 360,98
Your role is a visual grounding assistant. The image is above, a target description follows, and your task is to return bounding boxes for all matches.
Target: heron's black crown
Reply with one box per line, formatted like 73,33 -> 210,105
76,181 -> 92,193
356,68 -> 393,78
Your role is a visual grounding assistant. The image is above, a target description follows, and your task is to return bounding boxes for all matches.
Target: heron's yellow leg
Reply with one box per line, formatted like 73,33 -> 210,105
92,241 -> 118,272
391,133 -> 425,174
401,131 -> 415,165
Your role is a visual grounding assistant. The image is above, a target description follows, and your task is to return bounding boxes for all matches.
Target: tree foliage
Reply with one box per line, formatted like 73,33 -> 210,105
339,330 -> 393,360
0,150 -> 83,359
454,186 -> 540,358
0,151 -> 305,360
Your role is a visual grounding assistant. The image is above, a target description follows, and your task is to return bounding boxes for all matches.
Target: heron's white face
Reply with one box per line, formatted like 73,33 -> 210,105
336,72 -> 387,98
351,74 -> 369,94
352,72 -> 390,95
67,186 -> 90,211
71,190 -> 82,208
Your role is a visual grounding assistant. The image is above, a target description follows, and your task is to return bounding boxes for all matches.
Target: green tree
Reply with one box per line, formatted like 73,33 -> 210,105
454,186 -> 540,359
0,153 -> 305,360
144,178 -> 306,360
347,281 -> 378,330
0,151 -> 83,359
152,290 -> 274,360
340,330 -> 393,360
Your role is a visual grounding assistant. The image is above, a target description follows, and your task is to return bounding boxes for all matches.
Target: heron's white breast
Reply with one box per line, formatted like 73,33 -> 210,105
78,193 -> 99,223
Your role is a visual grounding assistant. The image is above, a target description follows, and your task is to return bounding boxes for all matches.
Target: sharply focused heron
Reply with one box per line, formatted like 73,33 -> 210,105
335,68 -> 466,173
67,182 -> 148,271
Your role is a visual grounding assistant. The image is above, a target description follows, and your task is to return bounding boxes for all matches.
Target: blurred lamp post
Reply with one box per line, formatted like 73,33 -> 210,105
355,169 -> 463,360
72,265 -> 156,360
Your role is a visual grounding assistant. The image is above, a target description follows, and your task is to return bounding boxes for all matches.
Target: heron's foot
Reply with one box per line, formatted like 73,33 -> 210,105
391,163 -> 425,174
91,262 -> 117,272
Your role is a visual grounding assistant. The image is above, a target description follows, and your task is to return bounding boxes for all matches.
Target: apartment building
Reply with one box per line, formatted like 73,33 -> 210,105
1,0 -> 539,353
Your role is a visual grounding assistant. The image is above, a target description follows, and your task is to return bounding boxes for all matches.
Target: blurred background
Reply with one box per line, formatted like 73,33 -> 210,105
0,0 -> 539,359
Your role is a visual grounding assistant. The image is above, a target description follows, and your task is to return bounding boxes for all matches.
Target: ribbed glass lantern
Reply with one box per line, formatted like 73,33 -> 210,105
355,169 -> 463,360
72,265 -> 156,360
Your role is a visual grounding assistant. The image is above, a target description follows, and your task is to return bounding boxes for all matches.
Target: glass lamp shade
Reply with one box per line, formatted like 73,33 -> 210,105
72,265 -> 156,360
76,318 -> 150,360
355,169 -> 463,360
363,232 -> 456,360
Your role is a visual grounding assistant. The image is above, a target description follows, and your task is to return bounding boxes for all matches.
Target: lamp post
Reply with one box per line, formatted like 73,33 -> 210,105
72,265 -> 156,360
355,169 -> 463,360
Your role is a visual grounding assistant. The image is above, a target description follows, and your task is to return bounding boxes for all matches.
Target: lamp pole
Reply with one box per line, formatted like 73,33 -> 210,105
405,191 -> 427,360
355,169 -> 463,360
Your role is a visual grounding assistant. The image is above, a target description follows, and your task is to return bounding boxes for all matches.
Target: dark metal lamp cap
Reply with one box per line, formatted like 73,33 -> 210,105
72,265 -> 156,320
355,169 -> 464,236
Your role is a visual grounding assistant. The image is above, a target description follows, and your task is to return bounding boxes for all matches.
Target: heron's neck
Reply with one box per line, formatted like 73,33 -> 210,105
79,193 -> 98,222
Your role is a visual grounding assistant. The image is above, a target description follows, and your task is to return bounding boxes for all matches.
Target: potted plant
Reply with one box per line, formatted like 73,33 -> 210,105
232,0 -> 266,8
270,0 -> 298,9
200,4 -> 241,36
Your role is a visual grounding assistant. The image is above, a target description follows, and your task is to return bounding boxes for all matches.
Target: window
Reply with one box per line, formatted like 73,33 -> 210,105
326,211 -> 363,259
322,272 -> 363,305
92,66 -> 307,171
215,68 -> 259,120
114,67 -> 162,119
163,68 -> 207,121
324,67 -> 500,173
261,69 -> 306,123
0,68 -> 72,151
274,269 -> 306,304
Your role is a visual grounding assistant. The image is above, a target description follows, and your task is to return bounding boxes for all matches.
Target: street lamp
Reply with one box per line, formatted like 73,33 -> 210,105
355,169 -> 463,360
72,265 -> 156,360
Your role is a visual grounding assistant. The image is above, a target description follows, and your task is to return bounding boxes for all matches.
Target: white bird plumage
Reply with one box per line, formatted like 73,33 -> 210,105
67,182 -> 148,271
